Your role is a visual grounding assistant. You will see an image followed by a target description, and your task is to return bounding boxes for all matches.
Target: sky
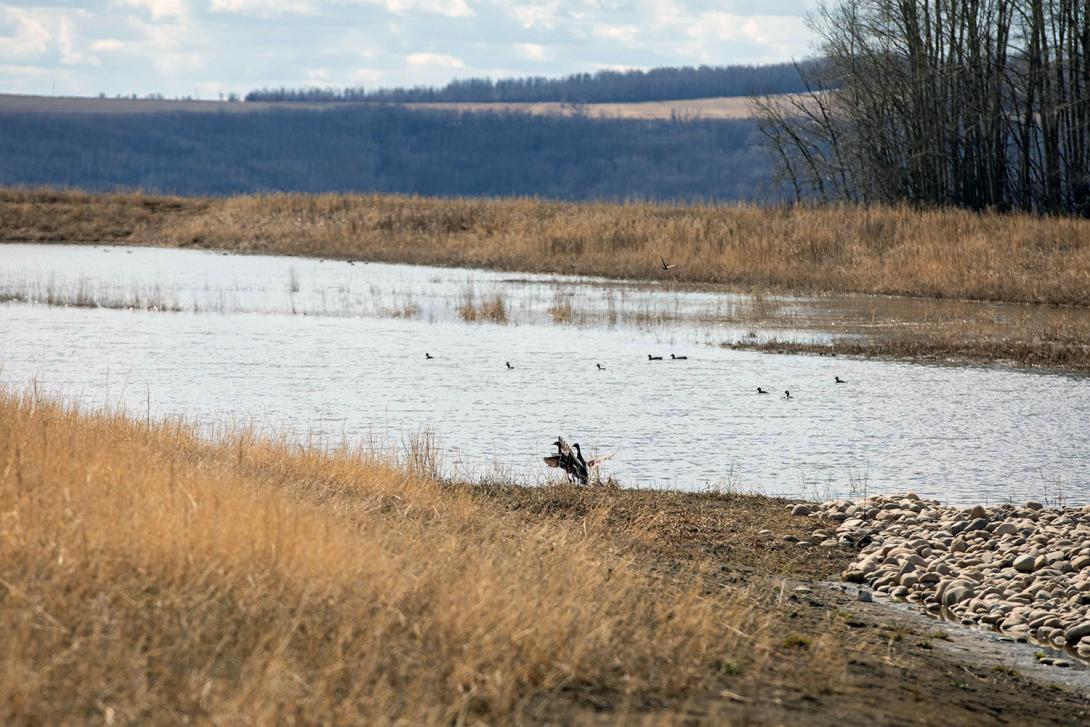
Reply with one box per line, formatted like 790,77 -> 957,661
0,1 -> 819,98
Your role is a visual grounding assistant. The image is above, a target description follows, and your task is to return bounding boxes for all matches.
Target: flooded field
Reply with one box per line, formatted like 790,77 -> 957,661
2,243 -> 1089,504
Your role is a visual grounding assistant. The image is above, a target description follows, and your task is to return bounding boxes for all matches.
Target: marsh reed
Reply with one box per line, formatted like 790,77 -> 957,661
5,188 -> 1090,306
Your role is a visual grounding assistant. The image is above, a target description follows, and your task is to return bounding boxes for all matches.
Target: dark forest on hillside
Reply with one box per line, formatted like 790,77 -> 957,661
0,106 -> 773,200
246,62 -> 815,104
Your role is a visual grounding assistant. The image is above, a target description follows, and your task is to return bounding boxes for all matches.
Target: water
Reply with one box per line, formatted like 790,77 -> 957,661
2,243 -> 1089,505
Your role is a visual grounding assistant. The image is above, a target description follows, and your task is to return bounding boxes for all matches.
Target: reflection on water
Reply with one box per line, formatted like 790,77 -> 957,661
2,244 -> 1089,504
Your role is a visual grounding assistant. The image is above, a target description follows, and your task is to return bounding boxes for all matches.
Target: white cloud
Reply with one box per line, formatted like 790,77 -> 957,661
210,0 -> 318,16
593,24 -> 637,42
91,39 -> 126,52
112,0 -> 188,21
515,42 -> 550,61
352,67 -> 383,83
406,51 -> 464,68
384,0 -> 474,18
509,2 -> 559,29
0,8 -> 52,58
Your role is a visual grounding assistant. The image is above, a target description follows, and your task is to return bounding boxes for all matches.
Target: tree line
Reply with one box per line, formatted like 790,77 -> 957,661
757,0 -> 1090,216
0,106 -> 776,201
245,62 -> 816,105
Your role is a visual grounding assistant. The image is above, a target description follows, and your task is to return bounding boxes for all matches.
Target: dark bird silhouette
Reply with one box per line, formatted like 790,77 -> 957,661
659,256 -> 676,271
571,443 -> 590,485
757,387 -> 770,394
835,376 -> 847,384
596,363 -> 605,370
784,390 -> 792,399
544,437 -> 578,483
573,443 -> 616,485
425,353 -> 434,359
648,354 -> 664,361
670,354 -> 688,360
506,362 -> 514,369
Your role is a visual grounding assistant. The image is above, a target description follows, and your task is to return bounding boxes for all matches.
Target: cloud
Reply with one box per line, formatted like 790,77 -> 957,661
0,7 -> 52,58
406,51 -> 464,68
384,0 -> 474,18
210,0 -> 318,16
112,0 -> 188,21
91,39 -> 126,52
593,24 -> 638,42
515,42 -> 551,61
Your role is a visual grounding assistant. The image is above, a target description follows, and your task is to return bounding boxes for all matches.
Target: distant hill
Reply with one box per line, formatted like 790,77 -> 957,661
246,62 -> 817,105
0,103 -> 778,201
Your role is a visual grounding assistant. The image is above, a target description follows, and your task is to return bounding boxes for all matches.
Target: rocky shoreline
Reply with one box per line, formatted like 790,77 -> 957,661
791,494 -> 1090,666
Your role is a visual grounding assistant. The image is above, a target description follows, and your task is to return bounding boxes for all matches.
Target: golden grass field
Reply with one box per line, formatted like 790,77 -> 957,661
0,93 -> 769,120
3,188 -> 1090,307
4,389 -> 1089,724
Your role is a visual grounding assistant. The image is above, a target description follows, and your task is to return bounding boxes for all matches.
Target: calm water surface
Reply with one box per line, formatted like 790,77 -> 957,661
2,244 -> 1088,505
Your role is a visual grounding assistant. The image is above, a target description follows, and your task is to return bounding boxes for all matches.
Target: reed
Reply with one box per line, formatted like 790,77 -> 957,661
0,388 -> 775,724
5,188 -> 1090,306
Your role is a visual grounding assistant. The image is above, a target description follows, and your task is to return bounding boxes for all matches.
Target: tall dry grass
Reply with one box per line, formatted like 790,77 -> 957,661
0,388 -> 772,724
4,188 -> 1090,306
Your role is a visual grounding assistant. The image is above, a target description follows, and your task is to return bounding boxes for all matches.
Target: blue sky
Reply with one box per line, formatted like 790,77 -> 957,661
0,1 -> 818,98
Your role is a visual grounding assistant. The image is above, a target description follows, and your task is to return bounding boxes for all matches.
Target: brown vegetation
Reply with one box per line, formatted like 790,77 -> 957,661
2,390 -> 1088,723
5,188 -> 1090,307
0,92 -> 771,120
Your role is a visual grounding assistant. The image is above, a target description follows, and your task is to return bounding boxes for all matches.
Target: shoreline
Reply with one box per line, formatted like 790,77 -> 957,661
2,390 -> 1089,723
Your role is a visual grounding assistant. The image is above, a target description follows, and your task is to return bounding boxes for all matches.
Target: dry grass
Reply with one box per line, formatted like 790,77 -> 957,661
0,93 -> 775,120
5,188 -> 1090,307
0,388 -> 778,724
456,284 -> 509,323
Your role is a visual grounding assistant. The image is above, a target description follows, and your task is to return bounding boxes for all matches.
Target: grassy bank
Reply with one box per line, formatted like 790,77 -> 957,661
3,188 -> 1090,307
2,389 -> 1088,723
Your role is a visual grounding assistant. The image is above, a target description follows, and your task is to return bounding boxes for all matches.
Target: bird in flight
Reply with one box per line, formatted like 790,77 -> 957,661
659,256 -> 676,271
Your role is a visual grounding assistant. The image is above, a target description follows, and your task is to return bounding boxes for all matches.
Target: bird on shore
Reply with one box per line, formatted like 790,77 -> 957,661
648,354 -> 663,361
596,363 -> 605,370
573,443 -> 616,485
425,352 -> 434,359
659,256 -> 676,271
670,354 -> 687,360
835,376 -> 847,384
506,361 -> 514,369
757,387 -> 770,394
544,437 -> 577,483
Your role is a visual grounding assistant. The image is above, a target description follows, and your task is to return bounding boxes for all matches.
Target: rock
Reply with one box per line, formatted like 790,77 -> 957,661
791,504 -> 812,517
1063,621 -> 1090,644
758,529 -> 774,539
994,522 -> 1018,536
970,505 -> 987,519
1025,501 -> 1043,511
1013,554 -> 1037,573
857,589 -> 873,603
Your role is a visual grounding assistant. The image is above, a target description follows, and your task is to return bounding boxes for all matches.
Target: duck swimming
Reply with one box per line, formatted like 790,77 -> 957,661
757,387 -> 770,394
648,354 -> 664,361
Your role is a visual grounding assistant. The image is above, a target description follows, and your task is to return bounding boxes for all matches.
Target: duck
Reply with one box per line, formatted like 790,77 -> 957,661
784,390 -> 792,399
596,363 -> 605,370
757,387 -> 770,394
506,362 -> 514,369
659,256 -> 676,271
835,376 -> 846,384
670,354 -> 687,360
571,443 -> 590,485
648,354 -> 664,361
543,438 -> 577,483
425,352 -> 434,360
